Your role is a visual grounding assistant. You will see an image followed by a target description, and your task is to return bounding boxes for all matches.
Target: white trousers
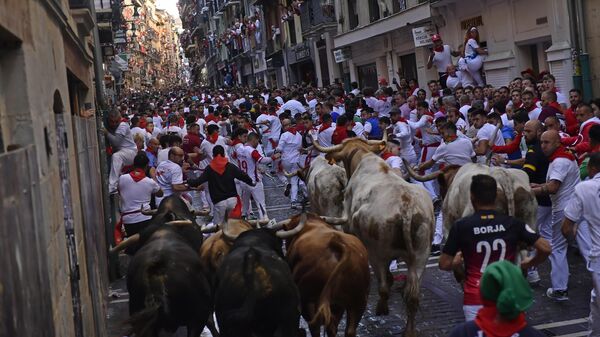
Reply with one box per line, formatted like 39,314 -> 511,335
589,258 -> 600,336
528,205 -> 552,276
110,148 -> 137,193
213,197 -> 238,225
419,145 -> 439,201
433,212 -> 443,245
463,305 -> 483,321
242,181 -> 268,220
282,161 -> 305,203
578,220 -> 592,266
465,55 -> 485,86
539,210 -> 569,291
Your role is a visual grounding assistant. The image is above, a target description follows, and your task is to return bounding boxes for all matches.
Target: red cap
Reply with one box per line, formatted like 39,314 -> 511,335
378,78 -> 388,86
431,34 -> 441,42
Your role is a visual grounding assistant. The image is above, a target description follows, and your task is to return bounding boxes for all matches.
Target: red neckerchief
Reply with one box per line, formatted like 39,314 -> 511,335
549,145 -> 576,162
209,155 -> 228,175
129,168 -> 146,183
475,305 -> 527,337
230,138 -> 242,146
287,127 -> 297,135
549,101 -> 562,111
381,152 -> 394,160
207,133 -> 219,144
146,148 -> 157,156
206,114 -> 216,123
434,45 -> 444,52
319,122 -> 332,133
397,117 -> 407,123
331,125 -> 349,145
525,104 -> 537,112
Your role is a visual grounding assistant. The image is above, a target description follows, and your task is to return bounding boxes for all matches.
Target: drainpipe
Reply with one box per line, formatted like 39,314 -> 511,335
88,0 -> 118,280
575,0 -> 592,101
568,0 -> 582,93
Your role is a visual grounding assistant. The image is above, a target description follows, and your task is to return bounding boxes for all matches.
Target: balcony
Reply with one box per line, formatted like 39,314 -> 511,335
333,2 -> 431,48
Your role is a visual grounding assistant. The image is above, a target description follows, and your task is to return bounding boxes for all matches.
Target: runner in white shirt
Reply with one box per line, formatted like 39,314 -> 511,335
563,153 -> 600,334
416,121 -> 475,255
427,34 -> 458,89
531,130 -> 581,301
473,110 -> 505,162
390,110 -> 418,165
447,107 -> 469,133
522,91 -> 541,121
382,140 -> 405,173
118,153 -> 163,252
237,133 -> 281,220
130,116 -> 146,140
157,134 -> 183,165
277,93 -> 306,116
104,110 -> 138,194
276,119 -> 305,209
316,113 -> 336,150
155,146 -> 188,205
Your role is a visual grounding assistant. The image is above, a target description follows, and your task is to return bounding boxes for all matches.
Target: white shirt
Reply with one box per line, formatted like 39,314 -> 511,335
352,121 -> 365,139
277,131 -> 302,164
153,116 -> 164,129
477,123 -> 505,148
157,147 -> 170,165
393,121 -> 416,159
465,38 -> 480,59
547,157 -> 581,213
236,145 -> 273,183
199,136 -> 229,168
351,88 -> 360,96
108,122 -> 137,151
131,126 -> 146,140
155,160 -> 184,198
317,124 -> 335,148
163,125 -> 187,138
564,173 -> 600,258
459,105 -> 471,121
455,117 -> 469,132
385,155 -> 404,170
274,96 -> 284,105
527,107 -> 542,121
364,96 -> 383,114
266,115 -> 282,140
446,74 -> 461,90
432,137 -> 475,165
431,45 -> 453,73
118,173 -> 160,224
278,99 -> 306,116
307,98 -> 318,115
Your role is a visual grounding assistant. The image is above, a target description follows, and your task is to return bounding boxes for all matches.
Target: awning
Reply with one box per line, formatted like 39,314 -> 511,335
333,3 -> 431,49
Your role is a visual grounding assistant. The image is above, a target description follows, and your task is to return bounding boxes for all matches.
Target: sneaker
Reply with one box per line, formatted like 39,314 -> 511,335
291,202 -> 300,210
546,288 -> 569,301
284,184 -> 291,197
430,244 -> 441,256
527,271 -> 541,286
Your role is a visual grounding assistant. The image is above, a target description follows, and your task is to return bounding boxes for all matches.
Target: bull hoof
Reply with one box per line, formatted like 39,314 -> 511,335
403,331 -> 417,337
375,301 -> 389,316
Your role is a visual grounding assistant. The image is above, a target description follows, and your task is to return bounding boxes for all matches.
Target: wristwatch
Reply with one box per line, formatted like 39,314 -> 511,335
503,159 -> 508,165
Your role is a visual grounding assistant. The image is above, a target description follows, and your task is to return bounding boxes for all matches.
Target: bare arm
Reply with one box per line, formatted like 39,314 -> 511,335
520,237 -> 551,270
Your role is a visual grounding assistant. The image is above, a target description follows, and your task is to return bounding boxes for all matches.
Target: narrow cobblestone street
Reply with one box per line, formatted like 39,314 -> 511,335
107,176 -> 593,337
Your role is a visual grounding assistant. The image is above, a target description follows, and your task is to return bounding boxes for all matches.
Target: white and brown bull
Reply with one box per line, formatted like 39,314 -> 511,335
272,212 -> 369,337
312,136 -> 434,337
285,156 -> 347,217
404,161 -> 537,232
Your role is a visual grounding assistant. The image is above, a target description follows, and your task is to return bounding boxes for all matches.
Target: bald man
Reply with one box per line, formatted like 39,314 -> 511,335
155,146 -> 189,205
531,130 -> 581,301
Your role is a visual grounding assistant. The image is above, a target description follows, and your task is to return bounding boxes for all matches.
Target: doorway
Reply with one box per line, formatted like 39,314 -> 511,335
358,63 -> 378,89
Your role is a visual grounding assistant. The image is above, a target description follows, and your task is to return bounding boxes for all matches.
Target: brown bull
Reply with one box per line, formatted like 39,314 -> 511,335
282,213 -> 369,337
313,136 -> 434,337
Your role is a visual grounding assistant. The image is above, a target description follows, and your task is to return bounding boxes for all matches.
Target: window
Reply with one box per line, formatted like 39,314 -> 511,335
348,0 -> 359,29
368,0 -> 380,23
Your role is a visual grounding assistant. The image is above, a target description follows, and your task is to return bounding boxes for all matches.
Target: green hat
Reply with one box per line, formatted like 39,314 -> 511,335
480,260 -> 533,320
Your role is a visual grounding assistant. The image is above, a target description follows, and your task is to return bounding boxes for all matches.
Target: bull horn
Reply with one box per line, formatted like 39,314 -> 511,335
200,224 -> 219,234
267,219 -> 290,231
140,206 -> 158,216
312,138 -> 344,153
109,234 -> 140,254
402,158 -> 442,182
366,139 -> 386,146
165,220 -> 195,226
276,213 -> 307,239
220,223 -> 239,242
284,170 -> 299,178
256,218 -> 271,228
320,216 -> 348,225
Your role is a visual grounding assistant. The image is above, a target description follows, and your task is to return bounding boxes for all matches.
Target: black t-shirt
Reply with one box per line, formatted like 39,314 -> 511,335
448,321 -> 545,337
443,210 -> 539,305
523,141 -> 551,206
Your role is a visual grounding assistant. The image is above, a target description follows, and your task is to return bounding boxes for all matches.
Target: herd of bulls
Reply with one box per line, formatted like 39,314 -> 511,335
113,133 -> 538,337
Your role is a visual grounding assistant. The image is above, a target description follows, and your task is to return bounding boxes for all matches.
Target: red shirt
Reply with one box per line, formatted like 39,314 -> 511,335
331,126 -> 349,145
183,133 -> 202,165
564,106 -> 579,136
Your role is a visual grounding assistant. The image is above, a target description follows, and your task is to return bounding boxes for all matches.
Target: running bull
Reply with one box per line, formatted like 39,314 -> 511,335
313,136 -> 434,337
214,226 -> 303,337
285,156 -> 347,217
277,212 -> 369,337
113,196 -> 214,337
404,161 -> 537,232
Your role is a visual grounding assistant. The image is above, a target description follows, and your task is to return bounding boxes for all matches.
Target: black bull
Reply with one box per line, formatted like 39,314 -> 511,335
214,228 -> 303,337
126,196 -> 212,337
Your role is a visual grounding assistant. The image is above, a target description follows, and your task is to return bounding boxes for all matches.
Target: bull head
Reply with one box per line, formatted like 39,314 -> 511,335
275,212 -> 307,239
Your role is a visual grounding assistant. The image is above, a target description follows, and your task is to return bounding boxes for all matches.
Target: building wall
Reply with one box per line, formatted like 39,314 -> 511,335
0,0 -> 106,336
583,0 -> 600,97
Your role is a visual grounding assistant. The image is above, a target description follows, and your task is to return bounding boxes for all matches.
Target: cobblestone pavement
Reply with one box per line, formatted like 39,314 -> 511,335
107,176 -> 593,336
